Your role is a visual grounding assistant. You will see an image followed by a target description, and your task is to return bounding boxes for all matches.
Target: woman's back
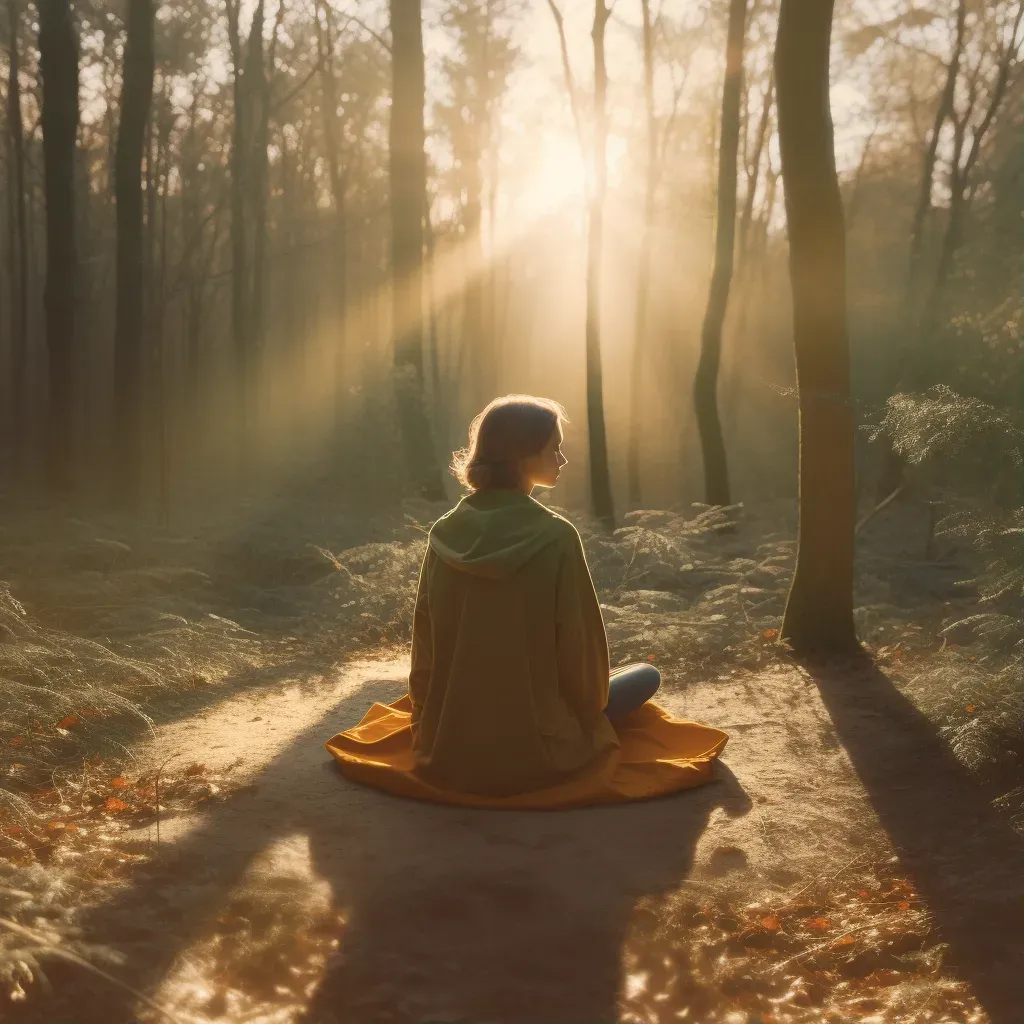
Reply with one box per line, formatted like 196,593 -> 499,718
410,489 -> 618,796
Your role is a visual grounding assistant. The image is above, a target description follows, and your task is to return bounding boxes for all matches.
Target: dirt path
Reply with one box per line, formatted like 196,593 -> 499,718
23,658 -> 1024,1024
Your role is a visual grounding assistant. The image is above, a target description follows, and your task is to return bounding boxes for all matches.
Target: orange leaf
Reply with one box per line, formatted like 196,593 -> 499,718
46,821 -> 67,831
898,900 -> 911,911
9,736 -> 24,747
965,705 -> 976,713
58,715 -> 80,729
762,629 -> 779,640
760,915 -> 781,932
831,934 -> 856,948
184,763 -> 207,777
806,917 -> 832,931
104,797 -> 128,813
111,777 -> 130,789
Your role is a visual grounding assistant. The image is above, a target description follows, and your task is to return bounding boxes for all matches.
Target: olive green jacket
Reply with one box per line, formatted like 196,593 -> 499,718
409,489 -> 618,796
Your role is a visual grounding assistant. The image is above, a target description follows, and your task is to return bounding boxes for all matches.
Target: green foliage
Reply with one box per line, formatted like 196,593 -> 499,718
870,385 -> 1023,469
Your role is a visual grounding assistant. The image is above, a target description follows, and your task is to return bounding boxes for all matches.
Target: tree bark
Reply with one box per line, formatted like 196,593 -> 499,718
693,0 -> 747,510
316,0 -> 350,431
906,0 -> 966,298
586,0 -> 615,529
389,0 -> 445,499
38,0 -> 79,497
626,0 -> 656,510
776,0 -> 858,656
112,0 -> 155,505
6,0 -> 29,465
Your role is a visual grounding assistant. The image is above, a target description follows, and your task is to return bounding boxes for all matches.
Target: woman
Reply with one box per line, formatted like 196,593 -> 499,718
325,396 -> 727,809
409,395 -> 661,796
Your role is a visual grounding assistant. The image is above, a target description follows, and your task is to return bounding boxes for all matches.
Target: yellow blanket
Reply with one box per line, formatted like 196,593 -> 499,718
325,695 -> 729,810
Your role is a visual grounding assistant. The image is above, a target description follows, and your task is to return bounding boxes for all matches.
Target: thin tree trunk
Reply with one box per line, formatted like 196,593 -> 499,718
906,0 -> 967,300
389,0 -> 445,499
38,0 -> 78,497
627,0 -> 657,510
737,69 -> 773,273
113,0 -> 155,505
316,0 -> 350,431
251,0 -> 281,421
586,0 -> 615,529
6,0 -> 29,465
776,0 -> 858,656
226,0 -> 258,472
694,0 -> 747,510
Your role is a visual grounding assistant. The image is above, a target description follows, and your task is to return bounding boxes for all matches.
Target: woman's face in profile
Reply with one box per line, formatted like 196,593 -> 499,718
524,427 -> 567,490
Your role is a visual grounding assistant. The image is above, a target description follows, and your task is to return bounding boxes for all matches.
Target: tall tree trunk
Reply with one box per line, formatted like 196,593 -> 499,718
251,0 -> 281,423
38,0 -> 78,497
226,0 -> 259,473
626,0 -> 656,510
389,0 -> 445,499
776,0 -> 858,656
737,69 -> 773,273
694,0 -> 747,510
906,0 -> 967,303
112,0 -> 155,505
316,0 -> 350,432
586,0 -> 615,529
6,0 -> 29,465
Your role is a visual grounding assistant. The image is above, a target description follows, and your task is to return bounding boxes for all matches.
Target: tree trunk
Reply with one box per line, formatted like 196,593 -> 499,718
112,0 -> 155,505
389,0 -> 445,499
586,0 -> 615,529
626,0 -> 656,510
907,0 -> 966,302
227,0 -> 261,473
6,0 -> 29,466
38,0 -> 78,497
776,0 -> 858,656
316,0 -> 350,432
694,0 -> 747,510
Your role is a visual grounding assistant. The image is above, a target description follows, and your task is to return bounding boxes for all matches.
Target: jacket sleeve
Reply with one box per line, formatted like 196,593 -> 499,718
555,527 -> 611,724
409,545 -> 433,727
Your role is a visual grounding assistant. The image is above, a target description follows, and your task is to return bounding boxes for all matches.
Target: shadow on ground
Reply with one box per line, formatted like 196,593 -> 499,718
20,675 -> 751,1024
808,653 -> 1024,1024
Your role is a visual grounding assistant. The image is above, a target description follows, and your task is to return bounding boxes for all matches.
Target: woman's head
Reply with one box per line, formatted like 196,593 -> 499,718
451,395 -> 569,492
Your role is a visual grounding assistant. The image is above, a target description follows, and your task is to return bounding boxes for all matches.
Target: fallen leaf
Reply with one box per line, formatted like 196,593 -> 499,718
806,917 -> 832,932
762,629 -> 779,640
965,705 -> 976,713
761,915 -> 782,932
104,797 -> 128,813
58,715 -> 80,729
9,737 -> 24,747
831,934 -> 857,948
898,900 -> 911,911
111,777 -> 130,789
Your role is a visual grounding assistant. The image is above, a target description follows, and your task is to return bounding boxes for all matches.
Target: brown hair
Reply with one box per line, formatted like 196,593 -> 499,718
451,395 -> 568,491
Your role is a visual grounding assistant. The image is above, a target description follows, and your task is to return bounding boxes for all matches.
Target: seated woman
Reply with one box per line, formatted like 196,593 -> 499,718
326,396 -> 727,809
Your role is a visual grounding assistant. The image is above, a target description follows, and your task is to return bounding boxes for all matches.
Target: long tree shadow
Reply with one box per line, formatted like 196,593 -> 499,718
24,674 -> 749,1024
808,654 -> 1024,1023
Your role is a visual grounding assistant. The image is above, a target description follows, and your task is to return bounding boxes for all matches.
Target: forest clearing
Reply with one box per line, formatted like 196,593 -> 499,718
1,0 -> 1022,1019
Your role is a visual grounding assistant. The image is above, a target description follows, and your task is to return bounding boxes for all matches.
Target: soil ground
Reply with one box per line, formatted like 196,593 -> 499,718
12,651 -> 1024,1024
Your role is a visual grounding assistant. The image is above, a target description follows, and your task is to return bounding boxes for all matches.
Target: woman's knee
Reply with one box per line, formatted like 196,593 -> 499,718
637,663 -> 661,696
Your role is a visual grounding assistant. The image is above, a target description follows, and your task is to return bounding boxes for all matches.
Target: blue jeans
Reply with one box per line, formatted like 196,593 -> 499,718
604,663 -> 661,724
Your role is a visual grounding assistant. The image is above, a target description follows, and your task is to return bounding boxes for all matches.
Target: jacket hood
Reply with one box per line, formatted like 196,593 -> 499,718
428,490 -> 566,580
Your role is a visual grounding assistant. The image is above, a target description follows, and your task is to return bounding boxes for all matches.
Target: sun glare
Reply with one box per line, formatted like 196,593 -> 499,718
516,133 -> 588,220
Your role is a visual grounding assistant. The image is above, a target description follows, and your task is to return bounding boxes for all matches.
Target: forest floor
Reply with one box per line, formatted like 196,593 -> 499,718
2,478 -> 1023,1023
